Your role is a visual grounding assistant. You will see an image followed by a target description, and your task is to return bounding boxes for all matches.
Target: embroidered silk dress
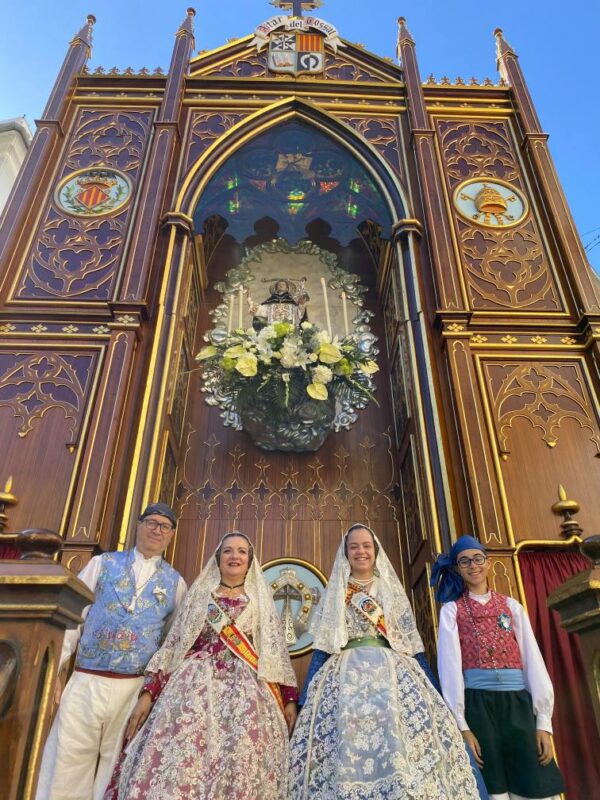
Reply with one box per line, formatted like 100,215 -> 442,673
108,594 -> 295,800
289,577 -> 480,800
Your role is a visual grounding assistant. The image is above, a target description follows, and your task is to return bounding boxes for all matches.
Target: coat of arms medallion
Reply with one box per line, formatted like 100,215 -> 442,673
55,168 -> 132,217
268,31 -> 325,75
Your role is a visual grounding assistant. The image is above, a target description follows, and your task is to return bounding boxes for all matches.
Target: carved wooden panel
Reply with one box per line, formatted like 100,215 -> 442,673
479,356 -> 600,541
339,116 -> 403,179
194,51 -> 269,78
399,436 -> 426,563
14,109 -> 153,302
447,340 -> 510,545
323,55 -> 386,83
383,259 -> 400,355
436,120 -> 563,312
193,49 -> 391,83
483,361 -> 600,458
389,331 -> 412,448
183,111 -> 249,177
0,346 -> 100,535
0,351 -> 97,445
488,554 -> 519,598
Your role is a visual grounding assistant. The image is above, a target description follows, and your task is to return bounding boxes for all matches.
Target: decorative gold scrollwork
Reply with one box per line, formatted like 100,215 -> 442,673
439,121 -> 518,184
484,361 -> 600,456
0,351 -> 96,443
184,111 -> 249,176
437,119 -> 562,312
16,110 -> 153,301
339,116 -> 402,177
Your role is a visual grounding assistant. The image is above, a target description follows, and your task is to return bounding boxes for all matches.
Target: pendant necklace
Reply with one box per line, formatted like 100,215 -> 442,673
218,580 -> 246,596
126,552 -> 160,613
462,592 -> 505,668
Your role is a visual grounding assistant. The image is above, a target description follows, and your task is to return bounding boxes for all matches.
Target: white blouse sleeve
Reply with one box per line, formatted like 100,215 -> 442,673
507,597 -> 554,733
59,554 -> 103,669
437,602 -> 469,731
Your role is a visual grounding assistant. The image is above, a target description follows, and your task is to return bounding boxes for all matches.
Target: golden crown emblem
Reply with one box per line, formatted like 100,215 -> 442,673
475,184 -> 508,214
77,172 -> 118,190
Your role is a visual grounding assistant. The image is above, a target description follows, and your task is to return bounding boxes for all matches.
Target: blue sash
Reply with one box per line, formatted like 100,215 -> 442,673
464,667 -> 525,691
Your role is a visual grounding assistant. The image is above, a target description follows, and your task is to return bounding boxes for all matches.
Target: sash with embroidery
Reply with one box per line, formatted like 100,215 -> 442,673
205,596 -> 284,712
345,582 -> 388,639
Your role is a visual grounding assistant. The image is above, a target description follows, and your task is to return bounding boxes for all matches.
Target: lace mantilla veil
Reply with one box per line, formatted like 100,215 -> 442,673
311,524 -> 424,656
145,532 -> 297,687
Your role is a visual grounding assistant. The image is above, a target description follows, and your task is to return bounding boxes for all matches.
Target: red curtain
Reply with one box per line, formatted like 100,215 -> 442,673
519,550 -> 600,800
0,543 -> 20,559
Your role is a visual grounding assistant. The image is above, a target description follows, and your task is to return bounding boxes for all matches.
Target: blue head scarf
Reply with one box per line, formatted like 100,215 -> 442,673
430,535 -> 486,603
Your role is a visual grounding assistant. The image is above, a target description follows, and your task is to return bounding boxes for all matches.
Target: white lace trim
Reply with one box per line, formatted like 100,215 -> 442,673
311,524 -> 424,656
145,533 -> 296,687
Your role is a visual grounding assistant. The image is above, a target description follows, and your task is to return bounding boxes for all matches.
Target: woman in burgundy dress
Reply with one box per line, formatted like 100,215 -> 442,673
106,532 -> 297,800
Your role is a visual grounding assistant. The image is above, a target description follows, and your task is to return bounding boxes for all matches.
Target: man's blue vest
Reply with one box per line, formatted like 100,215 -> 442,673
76,551 -> 180,674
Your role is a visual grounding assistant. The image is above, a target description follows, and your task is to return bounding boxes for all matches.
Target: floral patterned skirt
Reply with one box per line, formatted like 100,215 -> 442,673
289,646 -> 480,800
112,653 -> 289,799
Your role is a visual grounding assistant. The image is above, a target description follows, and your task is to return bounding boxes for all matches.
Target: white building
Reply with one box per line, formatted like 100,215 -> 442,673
0,117 -> 32,213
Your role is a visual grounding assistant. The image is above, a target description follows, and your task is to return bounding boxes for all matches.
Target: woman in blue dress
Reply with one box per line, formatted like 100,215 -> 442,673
288,523 -> 485,799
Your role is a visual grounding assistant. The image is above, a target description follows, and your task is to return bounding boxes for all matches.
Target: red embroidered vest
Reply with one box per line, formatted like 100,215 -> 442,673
456,591 -> 522,670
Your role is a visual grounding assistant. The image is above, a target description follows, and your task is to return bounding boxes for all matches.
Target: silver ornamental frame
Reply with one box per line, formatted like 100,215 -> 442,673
200,238 -> 379,445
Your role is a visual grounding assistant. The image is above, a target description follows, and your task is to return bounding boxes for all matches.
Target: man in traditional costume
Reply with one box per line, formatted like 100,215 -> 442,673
106,531 -> 297,800
289,523 -> 483,799
35,503 -> 187,800
431,535 -> 564,800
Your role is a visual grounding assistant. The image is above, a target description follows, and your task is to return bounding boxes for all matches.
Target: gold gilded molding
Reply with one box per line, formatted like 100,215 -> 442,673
22,642 -> 55,800
484,361 -> 600,456
452,176 -> 528,229
434,117 -> 565,313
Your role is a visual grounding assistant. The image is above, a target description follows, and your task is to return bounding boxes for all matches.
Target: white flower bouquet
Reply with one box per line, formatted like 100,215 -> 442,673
196,321 -> 379,426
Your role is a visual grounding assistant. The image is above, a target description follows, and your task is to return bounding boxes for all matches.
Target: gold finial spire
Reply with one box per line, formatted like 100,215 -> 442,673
552,484 -> 582,539
71,14 -> 95,50
177,7 -> 196,38
494,27 -> 516,83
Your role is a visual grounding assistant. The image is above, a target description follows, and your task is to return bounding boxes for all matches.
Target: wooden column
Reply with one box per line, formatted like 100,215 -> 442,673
0,531 -> 93,800
120,8 -> 196,302
0,16 -> 95,280
396,17 -> 465,312
495,28 -> 600,314
392,219 -> 452,550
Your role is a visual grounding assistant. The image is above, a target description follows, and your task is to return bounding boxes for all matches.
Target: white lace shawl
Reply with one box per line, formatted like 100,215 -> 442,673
311,524 -> 424,656
145,534 -> 297,687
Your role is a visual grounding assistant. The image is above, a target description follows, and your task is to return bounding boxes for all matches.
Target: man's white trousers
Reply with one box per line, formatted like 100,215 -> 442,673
35,671 -> 143,800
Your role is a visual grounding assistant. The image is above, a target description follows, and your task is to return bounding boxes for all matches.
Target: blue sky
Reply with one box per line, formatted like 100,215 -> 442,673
2,0 -> 598,270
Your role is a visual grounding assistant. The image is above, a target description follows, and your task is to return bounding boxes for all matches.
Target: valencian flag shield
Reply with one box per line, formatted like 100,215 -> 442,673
268,31 -> 325,75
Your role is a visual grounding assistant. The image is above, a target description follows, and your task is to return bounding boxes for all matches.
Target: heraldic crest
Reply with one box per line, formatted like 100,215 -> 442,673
253,0 -> 344,77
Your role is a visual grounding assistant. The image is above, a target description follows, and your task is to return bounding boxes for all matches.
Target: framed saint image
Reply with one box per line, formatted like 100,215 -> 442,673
262,557 -> 327,657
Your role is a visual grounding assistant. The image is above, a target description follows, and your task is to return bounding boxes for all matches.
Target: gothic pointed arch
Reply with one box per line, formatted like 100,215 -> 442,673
176,98 -> 412,227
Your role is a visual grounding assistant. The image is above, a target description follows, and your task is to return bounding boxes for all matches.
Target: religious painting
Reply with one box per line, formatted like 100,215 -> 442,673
262,558 -> 327,657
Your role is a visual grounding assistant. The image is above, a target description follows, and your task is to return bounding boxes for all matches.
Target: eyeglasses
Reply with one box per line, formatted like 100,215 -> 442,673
143,519 -> 175,534
456,553 -> 487,568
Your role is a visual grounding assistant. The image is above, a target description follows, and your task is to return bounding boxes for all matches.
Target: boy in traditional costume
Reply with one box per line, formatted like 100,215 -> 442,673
431,535 -> 564,800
